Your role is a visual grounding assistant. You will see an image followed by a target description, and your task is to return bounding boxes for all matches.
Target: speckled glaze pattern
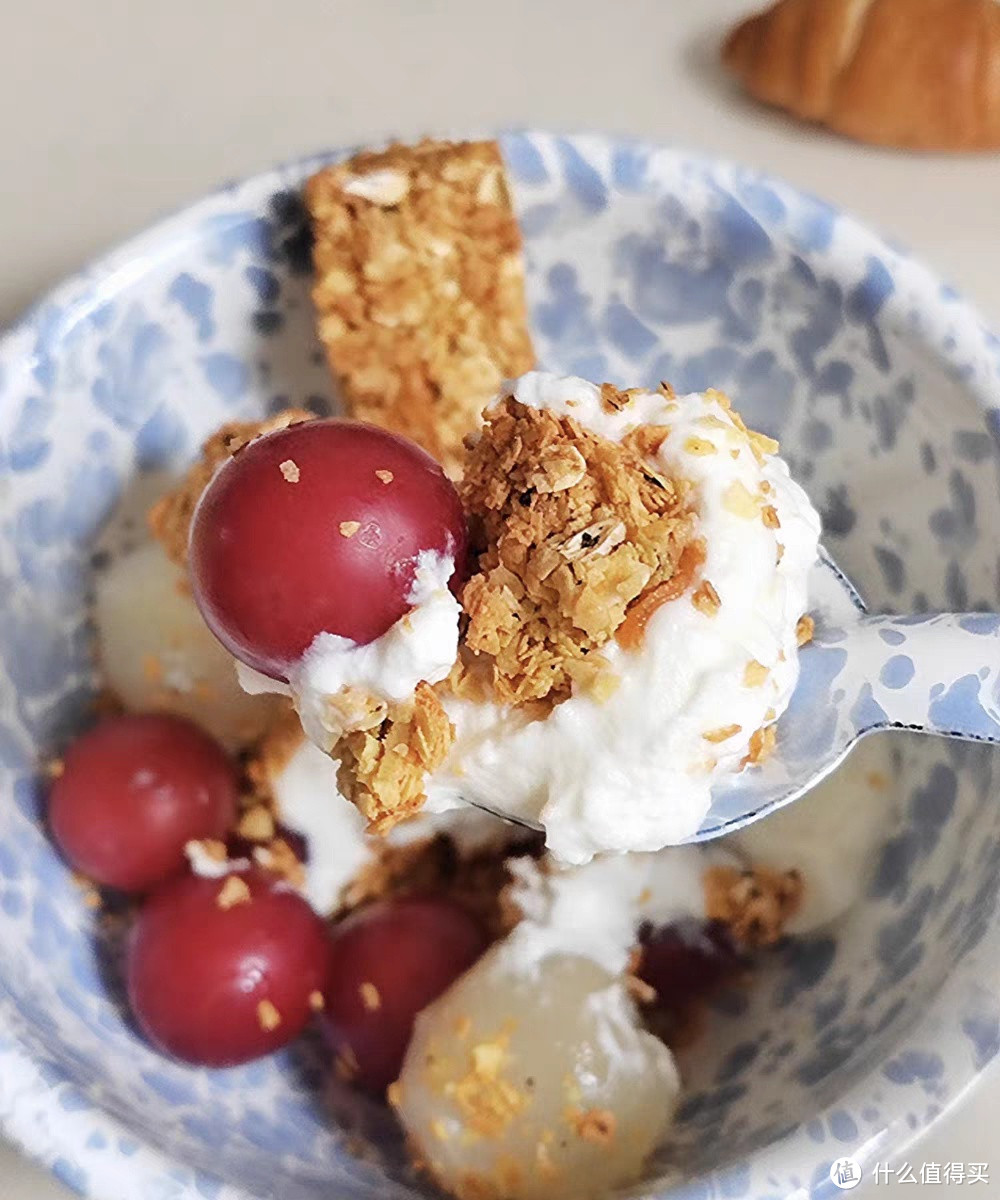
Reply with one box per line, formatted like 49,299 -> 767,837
1,131 -> 999,1200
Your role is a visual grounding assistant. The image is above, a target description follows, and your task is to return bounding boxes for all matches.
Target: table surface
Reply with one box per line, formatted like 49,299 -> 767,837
2,1 -> 999,1196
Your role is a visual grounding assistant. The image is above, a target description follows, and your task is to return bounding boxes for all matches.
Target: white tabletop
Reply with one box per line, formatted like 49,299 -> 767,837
1,1 -> 998,1196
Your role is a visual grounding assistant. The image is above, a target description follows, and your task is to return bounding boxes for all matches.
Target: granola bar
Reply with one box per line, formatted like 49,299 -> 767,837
304,139 -> 534,474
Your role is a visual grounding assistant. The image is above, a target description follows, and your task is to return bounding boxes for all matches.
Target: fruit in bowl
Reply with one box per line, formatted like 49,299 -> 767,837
0,133 -> 998,1200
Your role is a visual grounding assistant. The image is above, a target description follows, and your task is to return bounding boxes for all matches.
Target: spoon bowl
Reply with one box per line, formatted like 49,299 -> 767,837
692,548 -> 1000,840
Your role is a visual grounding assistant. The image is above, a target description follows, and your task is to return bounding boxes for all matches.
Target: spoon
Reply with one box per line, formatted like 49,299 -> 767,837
467,549 -> 1000,842
690,547 -> 1000,842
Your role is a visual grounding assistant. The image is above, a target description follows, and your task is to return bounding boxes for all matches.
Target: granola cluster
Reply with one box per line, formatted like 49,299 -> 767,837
457,393 -> 699,706
703,863 -> 804,948
305,140 -> 535,474
148,409 -> 314,565
334,682 -> 455,833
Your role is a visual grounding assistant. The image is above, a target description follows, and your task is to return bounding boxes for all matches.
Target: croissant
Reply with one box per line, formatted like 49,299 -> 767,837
723,0 -> 1000,151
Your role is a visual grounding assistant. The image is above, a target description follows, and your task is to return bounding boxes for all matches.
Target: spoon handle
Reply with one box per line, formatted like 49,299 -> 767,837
835,612 -> 1000,744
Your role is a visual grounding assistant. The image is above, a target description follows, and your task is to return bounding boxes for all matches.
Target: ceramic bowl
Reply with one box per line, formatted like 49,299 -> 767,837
1,131 -> 999,1200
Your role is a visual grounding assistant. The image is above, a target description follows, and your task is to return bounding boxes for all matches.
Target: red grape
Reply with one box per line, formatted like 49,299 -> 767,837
321,896 -> 487,1093
127,869 -> 333,1066
638,919 -> 743,1019
189,420 -> 468,679
49,714 -> 237,894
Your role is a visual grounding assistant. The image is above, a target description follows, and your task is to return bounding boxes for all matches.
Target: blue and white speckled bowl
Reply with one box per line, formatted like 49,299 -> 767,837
1,131 -> 999,1200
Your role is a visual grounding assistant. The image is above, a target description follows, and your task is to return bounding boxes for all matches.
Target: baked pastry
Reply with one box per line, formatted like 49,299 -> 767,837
305,139 -> 535,473
723,0 -> 1000,150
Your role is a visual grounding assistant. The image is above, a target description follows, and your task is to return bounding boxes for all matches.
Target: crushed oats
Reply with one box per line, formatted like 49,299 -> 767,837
237,805 -> 276,842
445,1034 -> 527,1138
703,723 -> 742,743
309,990 -> 326,1012
305,139 -> 534,474
279,458 -> 301,483
568,1107 -> 617,1145
375,468 -> 394,484
148,409 -> 314,565
257,999 -> 282,1032
217,875 -> 252,910
704,864 -> 804,947
743,659 -> 769,688
691,577 -> 721,618
743,723 -> 778,767
339,520 -> 361,538
253,837 -> 306,890
359,981 -> 382,1011
459,397 -> 698,704
761,503 -> 781,529
796,614 -> 816,647
722,479 -> 762,519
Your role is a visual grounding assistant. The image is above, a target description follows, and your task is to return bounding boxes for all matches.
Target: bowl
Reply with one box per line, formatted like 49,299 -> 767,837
1,130 -> 999,1200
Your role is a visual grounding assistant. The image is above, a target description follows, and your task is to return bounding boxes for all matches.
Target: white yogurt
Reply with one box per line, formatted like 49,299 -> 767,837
425,373 -> 821,862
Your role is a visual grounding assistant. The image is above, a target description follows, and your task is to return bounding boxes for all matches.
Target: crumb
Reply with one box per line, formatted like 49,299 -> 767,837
743,659 -> 768,687
375,469 -> 394,484
305,139 -> 534,474
722,480 -> 762,519
458,397 -> 698,705
217,875 -> 252,910
309,990 -> 326,1012
237,805 -> 276,842
454,1014 -> 473,1039
359,981 -> 382,1011
253,837 -> 306,890
386,1079 -> 402,1108
198,838 -> 228,863
339,520 -> 361,538
257,999 -> 282,1032
444,1034 -> 526,1138
336,1044 -> 361,1082
149,409 -> 314,566
742,722 -> 777,767
43,758 -> 65,779
703,723 -> 742,743
279,458 -> 301,483
567,1107 -> 616,1145
703,864 -> 804,948
796,614 -> 815,646
691,578 -> 721,618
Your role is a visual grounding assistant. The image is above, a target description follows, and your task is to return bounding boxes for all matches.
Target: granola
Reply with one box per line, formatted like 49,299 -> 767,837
305,140 -> 534,474
458,395 -> 698,706
703,863 -> 804,948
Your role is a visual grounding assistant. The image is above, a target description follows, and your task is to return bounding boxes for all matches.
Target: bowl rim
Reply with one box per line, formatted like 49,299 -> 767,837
2,127 -> 1000,1200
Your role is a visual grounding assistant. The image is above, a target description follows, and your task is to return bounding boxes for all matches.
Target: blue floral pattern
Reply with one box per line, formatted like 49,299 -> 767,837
0,131 -> 999,1200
